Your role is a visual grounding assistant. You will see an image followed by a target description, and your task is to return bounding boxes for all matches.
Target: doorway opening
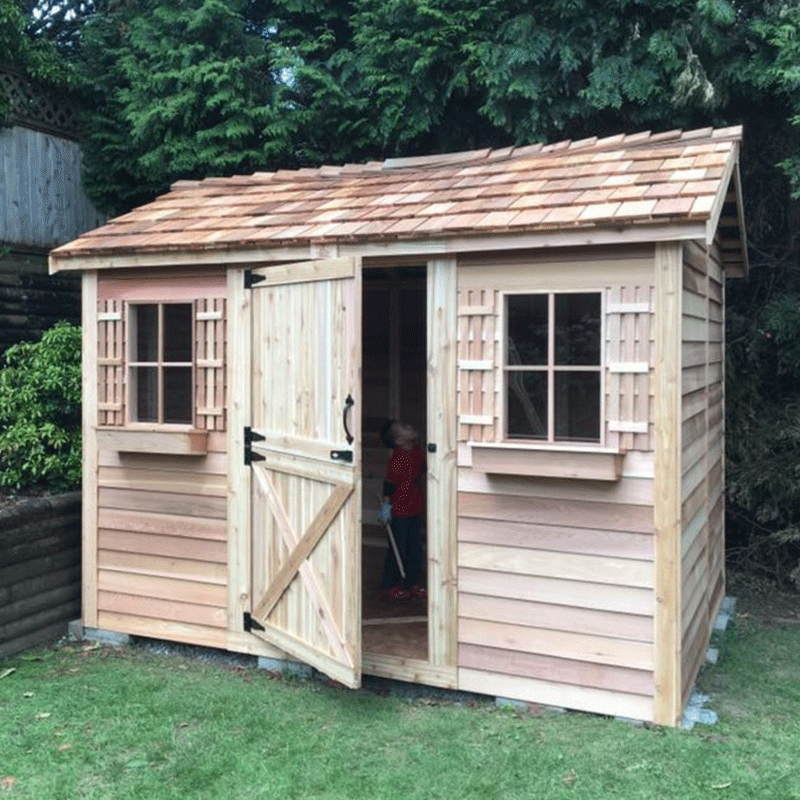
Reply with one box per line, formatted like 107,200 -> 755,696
361,265 -> 428,661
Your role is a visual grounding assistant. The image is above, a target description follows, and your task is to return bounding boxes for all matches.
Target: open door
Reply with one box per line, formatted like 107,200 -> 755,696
247,258 -> 362,688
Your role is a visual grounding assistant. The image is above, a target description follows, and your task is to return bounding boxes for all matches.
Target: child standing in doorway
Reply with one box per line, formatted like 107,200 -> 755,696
379,419 -> 426,601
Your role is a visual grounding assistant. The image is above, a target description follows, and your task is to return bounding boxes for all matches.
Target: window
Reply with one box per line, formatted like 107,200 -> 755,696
505,292 -> 602,443
129,303 -> 193,424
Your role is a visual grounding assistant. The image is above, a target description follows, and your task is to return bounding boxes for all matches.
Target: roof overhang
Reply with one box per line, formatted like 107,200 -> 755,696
49,219 -> 710,273
48,125 -> 749,277
705,142 -> 748,278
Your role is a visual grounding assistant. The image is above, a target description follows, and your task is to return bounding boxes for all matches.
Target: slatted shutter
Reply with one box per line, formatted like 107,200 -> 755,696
195,298 -> 226,431
97,300 -> 125,425
457,288 -> 499,442
605,286 -> 654,451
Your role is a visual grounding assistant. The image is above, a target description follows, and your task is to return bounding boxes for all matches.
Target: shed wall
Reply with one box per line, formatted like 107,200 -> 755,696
455,249 -> 657,720
87,272 -> 230,649
680,240 -> 725,705
95,436 -> 229,646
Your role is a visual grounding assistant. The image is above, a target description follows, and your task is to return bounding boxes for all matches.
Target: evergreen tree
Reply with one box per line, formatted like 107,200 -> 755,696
77,0 -> 294,214
11,0 -> 800,583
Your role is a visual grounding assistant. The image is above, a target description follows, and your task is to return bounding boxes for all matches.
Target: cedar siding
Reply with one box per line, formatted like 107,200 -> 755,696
679,238 -> 725,707
95,437 -> 228,646
456,247 -> 657,721
54,127 -> 747,726
87,271 -> 230,649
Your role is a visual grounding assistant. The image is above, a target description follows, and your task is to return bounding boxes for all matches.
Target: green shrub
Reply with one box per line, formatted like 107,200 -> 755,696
0,322 -> 82,492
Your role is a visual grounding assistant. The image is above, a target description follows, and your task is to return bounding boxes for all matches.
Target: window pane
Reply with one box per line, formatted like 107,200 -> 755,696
164,304 -> 193,362
135,305 -> 159,362
507,371 -> 547,438
554,371 -> 601,441
507,294 -> 548,366
554,293 -> 601,366
134,366 -> 158,422
163,367 -> 193,424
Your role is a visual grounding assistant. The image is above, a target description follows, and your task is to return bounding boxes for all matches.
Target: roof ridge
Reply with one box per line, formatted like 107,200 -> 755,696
378,125 -> 742,172
168,125 -> 743,191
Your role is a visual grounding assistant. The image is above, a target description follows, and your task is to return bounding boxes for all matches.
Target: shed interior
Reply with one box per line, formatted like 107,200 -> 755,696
361,265 -> 429,661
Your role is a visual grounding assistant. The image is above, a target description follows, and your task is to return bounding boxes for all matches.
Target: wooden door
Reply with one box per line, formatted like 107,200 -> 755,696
248,258 -> 362,688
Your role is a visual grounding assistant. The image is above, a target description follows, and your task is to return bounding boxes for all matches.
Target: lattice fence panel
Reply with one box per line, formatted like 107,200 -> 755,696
0,66 -> 82,139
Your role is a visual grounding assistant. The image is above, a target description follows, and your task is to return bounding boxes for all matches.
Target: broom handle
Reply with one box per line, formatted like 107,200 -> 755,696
377,495 -> 406,580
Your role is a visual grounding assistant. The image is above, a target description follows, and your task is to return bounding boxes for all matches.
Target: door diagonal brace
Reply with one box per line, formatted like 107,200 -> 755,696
252,483 -> 353,621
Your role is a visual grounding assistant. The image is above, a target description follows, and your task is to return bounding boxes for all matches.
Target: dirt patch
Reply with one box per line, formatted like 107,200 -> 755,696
727,571 -> 800,625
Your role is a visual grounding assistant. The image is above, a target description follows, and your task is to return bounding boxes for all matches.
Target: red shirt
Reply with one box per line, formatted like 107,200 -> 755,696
385,445 -> 424,518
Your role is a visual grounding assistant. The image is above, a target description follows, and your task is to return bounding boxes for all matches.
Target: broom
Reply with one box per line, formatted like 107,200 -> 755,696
377,495 -> 405,580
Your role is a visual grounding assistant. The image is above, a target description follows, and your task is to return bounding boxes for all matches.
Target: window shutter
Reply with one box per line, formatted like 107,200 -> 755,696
194,298 -> 226,431
97,300 -> 125,425
604,286 -> 654,451
457,288 -> 498,442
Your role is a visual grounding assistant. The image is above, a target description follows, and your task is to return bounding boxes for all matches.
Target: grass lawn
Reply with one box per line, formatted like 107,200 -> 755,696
1,579 -> 799,800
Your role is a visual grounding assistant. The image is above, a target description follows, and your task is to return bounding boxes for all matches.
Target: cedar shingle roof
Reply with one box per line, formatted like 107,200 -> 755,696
50,126 -> 747,271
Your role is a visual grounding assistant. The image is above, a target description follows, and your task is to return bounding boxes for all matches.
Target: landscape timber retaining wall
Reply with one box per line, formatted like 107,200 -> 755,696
0,248 -> 80,357
0,492 -> 81,658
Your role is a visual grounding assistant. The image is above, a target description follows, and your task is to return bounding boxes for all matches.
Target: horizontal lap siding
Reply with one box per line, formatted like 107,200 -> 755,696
679,241 -> 725,705
95,431 -> 228,648
457,244 -> 656,721
91,268 -> 230,650
457,478 -> 655,719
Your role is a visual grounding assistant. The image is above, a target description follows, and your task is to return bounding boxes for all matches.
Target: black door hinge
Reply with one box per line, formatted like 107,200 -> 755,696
330,450 -> 353,463
243,612 -> 265,632
244,426 -> 266,465
244,270 -> 266,289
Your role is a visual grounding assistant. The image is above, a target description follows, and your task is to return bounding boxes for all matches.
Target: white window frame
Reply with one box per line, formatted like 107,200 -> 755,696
502,289 -> 606,447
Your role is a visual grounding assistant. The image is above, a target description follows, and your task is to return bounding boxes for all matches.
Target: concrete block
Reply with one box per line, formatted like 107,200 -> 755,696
681,705 -> 719,728
680,690 -> 718,729
614,716 -> 645,726
706,647 -> 719,664
713,596 -> 736,632
257,656 -> 312,679
495,696 -> 528,712
67,619 -> 83,640
83,627 -> 131,647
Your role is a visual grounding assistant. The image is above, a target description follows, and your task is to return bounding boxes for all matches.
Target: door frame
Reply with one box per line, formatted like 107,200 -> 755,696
227,257 -> 458,686
360,257 -> 458,688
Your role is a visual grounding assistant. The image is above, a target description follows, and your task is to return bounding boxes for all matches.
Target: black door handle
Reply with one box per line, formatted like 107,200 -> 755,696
342,394 -> 354,445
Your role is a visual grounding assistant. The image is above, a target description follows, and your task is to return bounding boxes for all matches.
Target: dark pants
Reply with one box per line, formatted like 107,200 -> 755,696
382,514 -> 424,589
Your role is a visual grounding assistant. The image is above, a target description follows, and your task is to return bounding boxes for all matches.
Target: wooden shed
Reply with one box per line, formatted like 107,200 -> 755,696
49,125 -> 747,727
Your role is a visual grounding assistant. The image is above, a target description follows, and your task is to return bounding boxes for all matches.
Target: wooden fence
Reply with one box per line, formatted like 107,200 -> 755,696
1,63 -> 98,356
0,493 -> 81,658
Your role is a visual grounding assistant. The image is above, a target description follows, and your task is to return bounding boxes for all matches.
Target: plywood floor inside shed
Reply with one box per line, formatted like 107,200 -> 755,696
362,536 -> 427,661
